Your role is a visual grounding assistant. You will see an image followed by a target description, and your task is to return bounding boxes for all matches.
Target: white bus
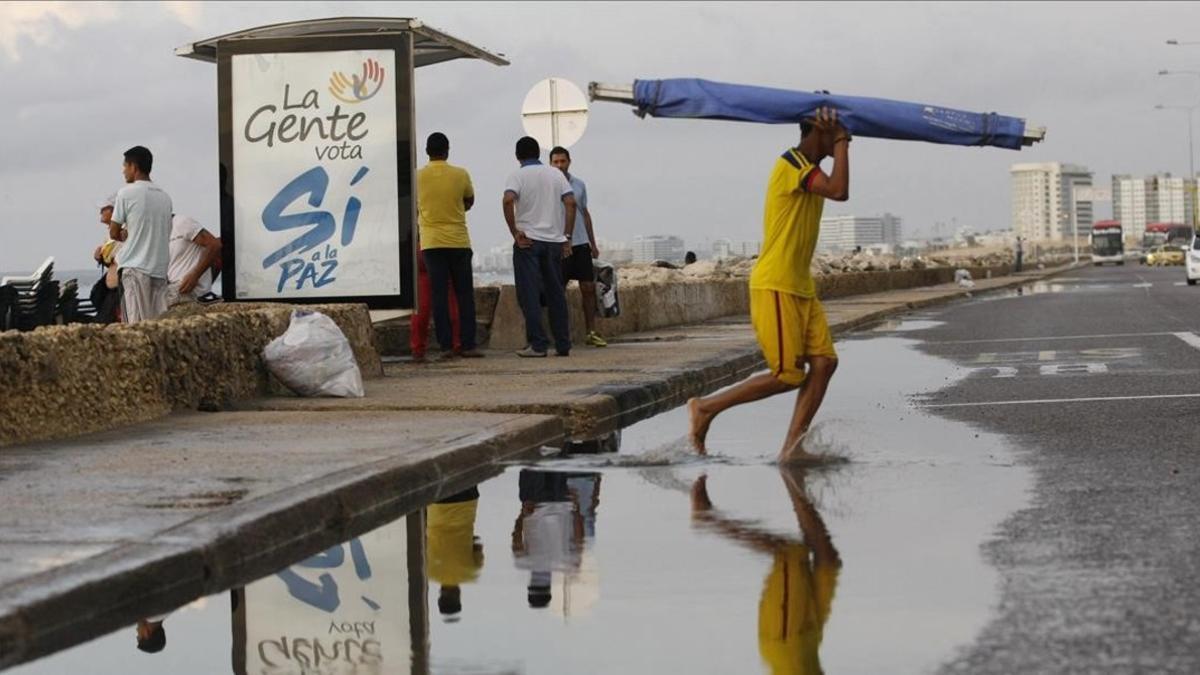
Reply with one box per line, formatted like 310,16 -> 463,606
1090,220 -> 1124,265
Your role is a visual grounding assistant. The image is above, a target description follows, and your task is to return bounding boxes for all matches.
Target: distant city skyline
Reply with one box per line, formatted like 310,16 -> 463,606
5,3 -> 1200,272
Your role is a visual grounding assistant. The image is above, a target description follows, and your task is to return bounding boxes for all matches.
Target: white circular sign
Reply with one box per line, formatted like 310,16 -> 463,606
521,77 -> 589,149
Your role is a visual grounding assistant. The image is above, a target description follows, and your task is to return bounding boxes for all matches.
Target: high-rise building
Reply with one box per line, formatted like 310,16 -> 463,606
816,213 -> 903,251
881,213 -> 903,245
473,243 -> 515,272
596,239 -> 634,265
631,235 -> 686,263
1152,174 -> 1195,226
1112,173 -> 1196,234
712,239 -> 762,259
1010,162 -> 1093,241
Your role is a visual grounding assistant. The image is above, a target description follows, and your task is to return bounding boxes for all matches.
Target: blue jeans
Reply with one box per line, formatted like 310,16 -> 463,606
513,240 -> 571,354
423,247 -> 477,351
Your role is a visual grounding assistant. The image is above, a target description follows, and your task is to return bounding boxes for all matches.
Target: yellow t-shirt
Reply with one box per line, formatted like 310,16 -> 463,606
417,160 -> 474,249
757,544 -> 839,675
427,499 -> 483,586
749,149 -> 825,298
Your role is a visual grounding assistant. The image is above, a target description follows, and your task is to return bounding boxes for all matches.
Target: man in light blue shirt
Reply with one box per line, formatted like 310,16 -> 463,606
550,146 -> 606,347
111,145 -> 172,322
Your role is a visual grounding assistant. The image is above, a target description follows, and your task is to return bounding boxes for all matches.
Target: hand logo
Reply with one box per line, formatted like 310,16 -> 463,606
329,58 -> 385,104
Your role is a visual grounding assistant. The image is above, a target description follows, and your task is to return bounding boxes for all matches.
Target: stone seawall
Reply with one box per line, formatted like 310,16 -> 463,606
0,304 -> 381,447
485,264 -> 1011,350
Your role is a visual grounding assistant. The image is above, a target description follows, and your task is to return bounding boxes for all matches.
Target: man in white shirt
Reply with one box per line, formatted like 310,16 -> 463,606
110,146 -> 173,323
502,136 -> 577,357
167,215 -> 222,306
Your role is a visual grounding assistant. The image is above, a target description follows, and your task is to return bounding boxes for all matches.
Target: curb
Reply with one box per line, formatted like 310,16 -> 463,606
0,415 -> 562,670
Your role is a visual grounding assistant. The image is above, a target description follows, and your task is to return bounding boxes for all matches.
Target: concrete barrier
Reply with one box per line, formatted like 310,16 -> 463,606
0,304 -> 380,447
374,287 -> 501,356
486,265 -> 1011,350
818,265 -> 1011,299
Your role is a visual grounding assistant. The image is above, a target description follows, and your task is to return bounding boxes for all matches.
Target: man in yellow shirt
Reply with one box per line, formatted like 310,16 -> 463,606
689,108 -> 850,464
417,132 -> 483,358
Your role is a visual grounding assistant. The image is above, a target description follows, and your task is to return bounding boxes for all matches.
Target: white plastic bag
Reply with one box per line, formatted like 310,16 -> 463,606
264,310 -> 365,398
593,259 -> 621,318
954,268 -> 976,288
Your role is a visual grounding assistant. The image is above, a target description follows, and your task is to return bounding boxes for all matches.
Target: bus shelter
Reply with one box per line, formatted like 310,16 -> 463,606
178,18 -> 508,309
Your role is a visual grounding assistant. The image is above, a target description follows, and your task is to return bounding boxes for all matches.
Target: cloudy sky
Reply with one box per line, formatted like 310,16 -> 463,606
3,1 -> 1200,273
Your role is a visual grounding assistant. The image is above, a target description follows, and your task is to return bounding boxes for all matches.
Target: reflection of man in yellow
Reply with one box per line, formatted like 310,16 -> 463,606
426,486 -> 484,620
690,470 -> 840,675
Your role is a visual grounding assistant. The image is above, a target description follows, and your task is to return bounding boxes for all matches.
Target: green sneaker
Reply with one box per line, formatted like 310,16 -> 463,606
585,331 -> 608,347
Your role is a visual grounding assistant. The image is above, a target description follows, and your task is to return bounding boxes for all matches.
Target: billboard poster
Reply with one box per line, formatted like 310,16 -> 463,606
233,516 -> 421,674
227,48 -> 404,303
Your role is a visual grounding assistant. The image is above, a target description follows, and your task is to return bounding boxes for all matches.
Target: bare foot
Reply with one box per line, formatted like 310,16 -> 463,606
777,448 -> 848,467
688,398 -> 714,454
778,434 -> 845,466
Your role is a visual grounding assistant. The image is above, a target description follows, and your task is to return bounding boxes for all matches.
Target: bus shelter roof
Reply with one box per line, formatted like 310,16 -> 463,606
175,17 -> 509,68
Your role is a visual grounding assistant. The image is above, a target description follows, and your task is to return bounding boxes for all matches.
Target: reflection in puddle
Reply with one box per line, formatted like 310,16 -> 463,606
690,469 -> 838,675
11,334 -> 1031,675
429,487 -> 484,622
996,281 -> 1118,299
870,319 -> 945,332
512,469 -> 601,616
231,517 -> 414,673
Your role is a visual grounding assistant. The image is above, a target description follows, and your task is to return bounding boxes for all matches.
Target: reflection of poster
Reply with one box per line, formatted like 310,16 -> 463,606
237,517 -> 415,674
231,49 -> 401,300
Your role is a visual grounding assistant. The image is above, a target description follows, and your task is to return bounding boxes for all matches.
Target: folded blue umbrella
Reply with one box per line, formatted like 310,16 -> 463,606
632,78 -> 1034,150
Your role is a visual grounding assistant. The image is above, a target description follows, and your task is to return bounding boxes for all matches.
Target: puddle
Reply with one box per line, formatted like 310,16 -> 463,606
869,319 -> 945,332
10,324 -> 1031,675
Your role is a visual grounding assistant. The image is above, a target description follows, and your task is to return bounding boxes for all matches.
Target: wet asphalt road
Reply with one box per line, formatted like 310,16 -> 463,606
902,263 -> 1200,674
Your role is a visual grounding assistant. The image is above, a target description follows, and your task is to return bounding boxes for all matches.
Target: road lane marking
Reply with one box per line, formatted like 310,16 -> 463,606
968,366 -> 1018,378
920,393 -> 1200,409
1174,332 -> 1200,351
1038,363 -> 1108,375
972,348 -> 1140,364
1133,282 -> 1154,288
932,331 -> 1179,345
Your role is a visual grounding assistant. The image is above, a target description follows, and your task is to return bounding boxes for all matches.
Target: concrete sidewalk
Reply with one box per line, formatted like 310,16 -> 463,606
244,266 -> 1066,434
0,263 -> 1072,669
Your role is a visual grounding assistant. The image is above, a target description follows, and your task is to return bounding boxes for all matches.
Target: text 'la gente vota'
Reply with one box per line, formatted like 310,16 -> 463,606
244,85 -> 369,160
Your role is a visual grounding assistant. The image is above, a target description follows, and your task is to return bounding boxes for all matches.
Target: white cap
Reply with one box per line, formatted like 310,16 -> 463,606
97,194 -> 116,210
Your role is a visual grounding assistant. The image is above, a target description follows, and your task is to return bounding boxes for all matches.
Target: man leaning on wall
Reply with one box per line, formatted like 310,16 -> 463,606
166,214 -> 221,307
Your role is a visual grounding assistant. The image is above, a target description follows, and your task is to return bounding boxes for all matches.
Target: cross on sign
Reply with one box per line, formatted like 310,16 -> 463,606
521,77 -> 589,149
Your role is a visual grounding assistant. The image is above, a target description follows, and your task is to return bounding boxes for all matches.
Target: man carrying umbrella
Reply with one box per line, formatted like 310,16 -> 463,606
689,107 -> 849,464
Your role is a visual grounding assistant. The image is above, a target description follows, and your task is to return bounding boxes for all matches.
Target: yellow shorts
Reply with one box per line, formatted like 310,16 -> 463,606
750,289 -> 837,386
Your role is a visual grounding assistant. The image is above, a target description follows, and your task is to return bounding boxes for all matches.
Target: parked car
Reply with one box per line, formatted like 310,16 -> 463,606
1187,235 -> 1200,285
1146,244 -> 1185,267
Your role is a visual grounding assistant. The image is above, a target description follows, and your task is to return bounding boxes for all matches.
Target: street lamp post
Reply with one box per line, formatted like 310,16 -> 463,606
1159,69 -> 1200,227
1154,103 -> 1196,178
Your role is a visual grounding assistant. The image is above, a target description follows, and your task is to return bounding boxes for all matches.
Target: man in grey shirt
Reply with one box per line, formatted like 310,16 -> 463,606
111,146 -> 173,323
549,146 -> 606,348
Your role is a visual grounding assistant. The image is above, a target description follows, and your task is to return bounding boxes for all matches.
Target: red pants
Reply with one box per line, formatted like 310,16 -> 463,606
411,251 -> 460,356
